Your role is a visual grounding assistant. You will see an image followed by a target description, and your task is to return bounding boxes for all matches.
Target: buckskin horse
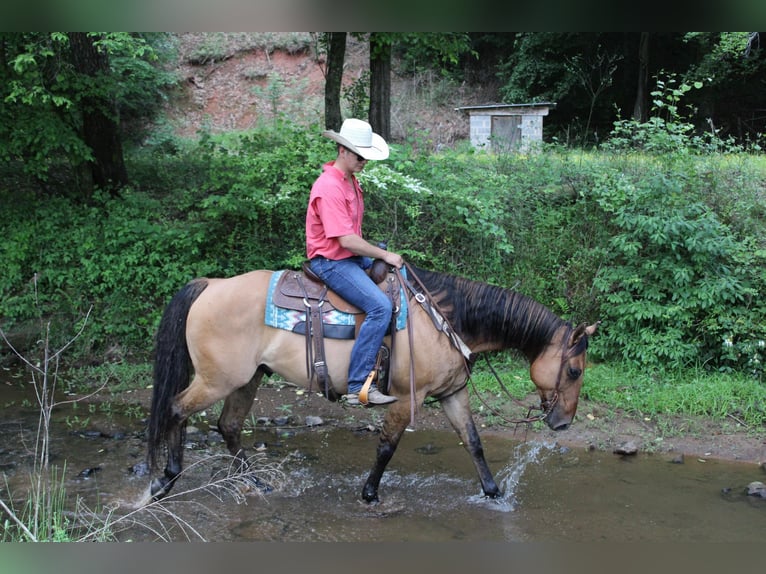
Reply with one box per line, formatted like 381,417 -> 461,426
145,263 -> 598,503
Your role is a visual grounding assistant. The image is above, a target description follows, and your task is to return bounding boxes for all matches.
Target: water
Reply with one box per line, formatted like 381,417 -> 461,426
1,373 -> 764,541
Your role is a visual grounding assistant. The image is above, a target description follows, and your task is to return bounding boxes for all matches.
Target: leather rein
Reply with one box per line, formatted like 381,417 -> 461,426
398,262 -> 571,428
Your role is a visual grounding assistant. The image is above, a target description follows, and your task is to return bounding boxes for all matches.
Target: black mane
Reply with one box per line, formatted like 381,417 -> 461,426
408,265 -> 565,360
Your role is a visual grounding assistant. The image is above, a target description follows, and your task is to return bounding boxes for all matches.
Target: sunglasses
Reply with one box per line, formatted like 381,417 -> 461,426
344,147 -> 366,162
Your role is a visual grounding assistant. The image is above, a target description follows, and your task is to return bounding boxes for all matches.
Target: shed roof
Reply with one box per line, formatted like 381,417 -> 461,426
455,102 -> 556,112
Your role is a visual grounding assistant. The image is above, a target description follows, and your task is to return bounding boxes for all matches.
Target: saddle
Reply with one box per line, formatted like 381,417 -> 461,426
272,262 -> 364,315
271,261 -> 401,400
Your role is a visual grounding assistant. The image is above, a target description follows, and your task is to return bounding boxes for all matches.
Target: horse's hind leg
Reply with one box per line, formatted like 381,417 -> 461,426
150,373 -> 238,501
150,392 -> 198,501
149,412 -> 187,501
218,370 -> 262,459
440,386 -> 500,498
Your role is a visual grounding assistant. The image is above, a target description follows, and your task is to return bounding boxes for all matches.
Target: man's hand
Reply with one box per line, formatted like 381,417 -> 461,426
383,251 -> 404,269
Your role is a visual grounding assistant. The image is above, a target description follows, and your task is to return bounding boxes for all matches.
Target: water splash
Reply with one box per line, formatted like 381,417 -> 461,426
470,440 -> 558,512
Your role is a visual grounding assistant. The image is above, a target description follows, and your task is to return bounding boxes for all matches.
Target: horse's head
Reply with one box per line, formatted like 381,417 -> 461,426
529,321 -> 599,431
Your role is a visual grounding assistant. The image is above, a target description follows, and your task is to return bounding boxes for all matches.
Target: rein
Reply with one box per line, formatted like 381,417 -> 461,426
401,262 -> 572,428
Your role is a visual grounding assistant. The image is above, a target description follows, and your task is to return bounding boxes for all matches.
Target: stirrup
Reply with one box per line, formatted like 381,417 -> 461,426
358,370 -> 377,405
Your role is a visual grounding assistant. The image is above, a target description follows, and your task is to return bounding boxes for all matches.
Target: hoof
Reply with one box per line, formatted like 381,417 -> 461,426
245,474 -> 273,494
362,485 -> 379,503
150,477 -> 171,501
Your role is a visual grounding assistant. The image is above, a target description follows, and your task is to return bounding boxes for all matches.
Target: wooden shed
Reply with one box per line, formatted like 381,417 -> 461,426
455,102 -> 556,152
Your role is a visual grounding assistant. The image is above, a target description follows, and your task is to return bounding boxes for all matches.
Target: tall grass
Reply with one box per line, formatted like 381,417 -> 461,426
468,354 -> 766,429
583,362 -> 766,426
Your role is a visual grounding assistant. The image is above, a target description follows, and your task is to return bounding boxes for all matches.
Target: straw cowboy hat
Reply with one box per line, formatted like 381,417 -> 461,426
322,118 -> 389,161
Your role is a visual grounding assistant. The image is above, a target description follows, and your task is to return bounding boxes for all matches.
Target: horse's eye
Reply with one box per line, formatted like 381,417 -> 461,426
567,366 -> 582,380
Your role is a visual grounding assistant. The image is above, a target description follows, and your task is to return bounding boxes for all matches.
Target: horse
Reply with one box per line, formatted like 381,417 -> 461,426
145,263 -> 598,503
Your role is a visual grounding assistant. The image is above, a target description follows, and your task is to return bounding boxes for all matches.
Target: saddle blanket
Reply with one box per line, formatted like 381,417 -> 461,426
264,269 -> 409,338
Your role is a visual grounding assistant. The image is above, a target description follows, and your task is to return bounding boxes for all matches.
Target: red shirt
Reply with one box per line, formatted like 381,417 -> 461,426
306,161 -> 364,260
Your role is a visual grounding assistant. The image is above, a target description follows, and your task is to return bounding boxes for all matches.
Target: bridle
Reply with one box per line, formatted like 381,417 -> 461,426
472,325 -> 574,427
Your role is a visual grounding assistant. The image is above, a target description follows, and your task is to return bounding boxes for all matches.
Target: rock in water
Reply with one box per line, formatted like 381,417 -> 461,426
746,481 -> 766,498
613,441 -> 638,455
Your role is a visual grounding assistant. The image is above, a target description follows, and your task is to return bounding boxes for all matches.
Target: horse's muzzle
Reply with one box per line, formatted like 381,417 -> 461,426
544,408 -> 572,431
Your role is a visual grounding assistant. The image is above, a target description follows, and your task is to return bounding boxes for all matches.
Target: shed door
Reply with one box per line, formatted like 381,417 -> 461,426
491,115 -> 522,151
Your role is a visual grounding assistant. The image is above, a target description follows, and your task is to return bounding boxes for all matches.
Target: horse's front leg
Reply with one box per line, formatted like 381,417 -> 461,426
440,386 -> 500,498
362,401 -> 412,503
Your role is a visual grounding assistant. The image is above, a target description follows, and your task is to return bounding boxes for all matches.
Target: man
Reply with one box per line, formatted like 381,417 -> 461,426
306,119 -> 403,406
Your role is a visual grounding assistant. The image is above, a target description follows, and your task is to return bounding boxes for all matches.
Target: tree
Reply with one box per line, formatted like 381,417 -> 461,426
633,32 -> 650,122
322,32 -> 346,131
494,32 -> 765,146
368,33 -> 392,140
344,33 -> 474,139
0,32 -> 165,198
67,32 -> 128,195
681,32 -> 766,142
566,46 -> 622,146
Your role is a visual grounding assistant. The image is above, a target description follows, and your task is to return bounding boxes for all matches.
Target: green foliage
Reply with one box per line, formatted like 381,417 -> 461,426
395,32 -> 476,76
604,73 -> 744,155
342,70 -> 370,119
1,121 -> 765,382
185,32 -> 312,65
192,121 -> 325,272
494,32 -> 766,149
497,32 -> 582,104
589,167 -> 750,369
588,77 -> 766,375
363,155 -> 512,277
0,32 -> 175,182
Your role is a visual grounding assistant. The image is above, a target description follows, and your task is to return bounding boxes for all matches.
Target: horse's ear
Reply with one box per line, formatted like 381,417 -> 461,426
570,321 -> 600,346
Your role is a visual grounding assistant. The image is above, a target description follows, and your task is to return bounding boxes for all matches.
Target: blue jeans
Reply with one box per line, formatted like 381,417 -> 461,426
309,256 -> 392,393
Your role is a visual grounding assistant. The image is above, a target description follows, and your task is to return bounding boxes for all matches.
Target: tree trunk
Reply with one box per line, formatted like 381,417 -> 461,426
632,32 -> 650,122
368,33 -> 391,140
68,32 -> 128,197
324,32 -> 346,131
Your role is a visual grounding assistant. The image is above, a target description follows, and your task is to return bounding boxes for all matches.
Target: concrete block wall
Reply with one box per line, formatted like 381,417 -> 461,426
469,115 -> 492,149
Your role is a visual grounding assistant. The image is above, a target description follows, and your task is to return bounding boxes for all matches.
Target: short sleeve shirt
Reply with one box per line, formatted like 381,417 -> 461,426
306,161 -> 364,260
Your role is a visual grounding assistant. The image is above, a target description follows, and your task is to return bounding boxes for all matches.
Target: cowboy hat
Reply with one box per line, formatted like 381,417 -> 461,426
322,118 -> 389,160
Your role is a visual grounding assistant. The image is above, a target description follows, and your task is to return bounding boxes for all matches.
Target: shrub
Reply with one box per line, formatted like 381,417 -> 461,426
1,121 -> 764,378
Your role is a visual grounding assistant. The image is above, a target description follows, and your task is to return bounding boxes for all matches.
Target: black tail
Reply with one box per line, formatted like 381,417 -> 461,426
147,278 -> 209,470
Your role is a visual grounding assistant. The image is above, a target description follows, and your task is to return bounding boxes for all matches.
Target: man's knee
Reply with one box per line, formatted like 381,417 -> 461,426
368,296 -> 392,319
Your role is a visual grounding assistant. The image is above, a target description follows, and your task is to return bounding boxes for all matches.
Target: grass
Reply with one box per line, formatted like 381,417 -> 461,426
467,352 -> 766,428
582,362 -> 765,426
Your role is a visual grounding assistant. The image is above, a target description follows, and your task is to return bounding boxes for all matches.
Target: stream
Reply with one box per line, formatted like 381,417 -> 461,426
1,373 -> 764,542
